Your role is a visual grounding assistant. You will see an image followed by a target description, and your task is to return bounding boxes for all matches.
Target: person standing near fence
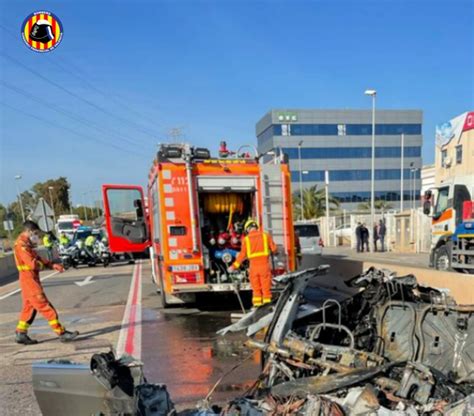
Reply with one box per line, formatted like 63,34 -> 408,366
361,224 -> 369,252
355,223 -> 362,252
378,219 -> 387,252
373,224 -> 379,252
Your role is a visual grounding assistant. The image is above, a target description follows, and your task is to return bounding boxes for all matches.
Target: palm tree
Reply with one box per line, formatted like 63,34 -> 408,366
357,199 -> 393,212
293,185 -> 340,220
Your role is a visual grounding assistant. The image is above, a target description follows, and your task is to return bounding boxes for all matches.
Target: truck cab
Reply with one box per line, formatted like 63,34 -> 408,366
424,175 -> 474,272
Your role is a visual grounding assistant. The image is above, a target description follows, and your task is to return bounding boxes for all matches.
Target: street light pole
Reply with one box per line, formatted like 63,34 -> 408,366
400,133 -> 404,212
365,89 -> 377,252
411,168 -> 418,210
298,140 -> 304,220
325,170 -> 330,246
48,186 -> 56,224
14,175 -> 26,222
82,193 -> 89,222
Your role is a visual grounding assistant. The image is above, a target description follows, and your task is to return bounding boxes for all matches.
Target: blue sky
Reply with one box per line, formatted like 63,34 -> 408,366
1,0 -> 473,206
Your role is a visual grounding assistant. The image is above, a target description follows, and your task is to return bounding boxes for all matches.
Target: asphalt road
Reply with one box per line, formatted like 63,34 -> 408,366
322,246 -> 431,269
0,248 -> 435,415
0,260 -> 258,415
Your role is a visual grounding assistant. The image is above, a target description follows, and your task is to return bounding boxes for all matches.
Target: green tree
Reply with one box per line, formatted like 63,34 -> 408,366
293,185 -> 340,220
0,204 -> 8,239
31,177 -> 71,216
72,205 -> 102,221
357,199 -> 393,211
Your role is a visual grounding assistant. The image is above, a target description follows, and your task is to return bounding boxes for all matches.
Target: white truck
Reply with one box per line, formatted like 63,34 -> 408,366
423,175 -> 474,272
56,214 -> 81,238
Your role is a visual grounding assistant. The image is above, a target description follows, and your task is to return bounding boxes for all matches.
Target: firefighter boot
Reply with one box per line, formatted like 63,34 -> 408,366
59,330 -> 79,343
15,332 -> 39,345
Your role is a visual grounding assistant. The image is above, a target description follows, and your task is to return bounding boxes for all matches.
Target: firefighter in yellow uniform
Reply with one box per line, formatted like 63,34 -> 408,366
228,220 -> 277,307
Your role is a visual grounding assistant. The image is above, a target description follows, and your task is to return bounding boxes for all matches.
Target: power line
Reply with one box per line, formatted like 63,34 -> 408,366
1,101 -> 146,157
0,52 -> 160,141
0,80 -> 152,149
0,23 -> 163,137
51,57 -> 165,132
0,24 -> 168,144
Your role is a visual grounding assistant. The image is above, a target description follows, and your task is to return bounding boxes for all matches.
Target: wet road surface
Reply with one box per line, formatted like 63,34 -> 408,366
0,255 -> 329,414
141,277 -> 261,408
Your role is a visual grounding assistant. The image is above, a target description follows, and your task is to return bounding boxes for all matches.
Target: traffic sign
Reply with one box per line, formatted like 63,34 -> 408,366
33,199 -> 54,218
33,198 -> 55,232
38,217 -> 54,232
3,220 -> 14,231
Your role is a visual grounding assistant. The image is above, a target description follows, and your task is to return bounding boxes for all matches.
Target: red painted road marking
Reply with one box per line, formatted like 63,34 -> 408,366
116,261 -> 142,358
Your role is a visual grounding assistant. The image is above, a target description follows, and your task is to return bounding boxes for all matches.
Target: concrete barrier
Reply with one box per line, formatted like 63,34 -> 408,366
0,248 -> 51,286
308,255 -> 474,305
0,254 -> 18,286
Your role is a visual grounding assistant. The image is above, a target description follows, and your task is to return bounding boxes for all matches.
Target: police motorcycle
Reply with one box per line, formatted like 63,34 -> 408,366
94,238 -> 111,267
58,243 -> 79,270
70,227 -> 98,267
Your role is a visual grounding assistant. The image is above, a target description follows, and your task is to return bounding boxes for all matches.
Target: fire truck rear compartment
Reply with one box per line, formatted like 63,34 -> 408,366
198,191 -> 255,283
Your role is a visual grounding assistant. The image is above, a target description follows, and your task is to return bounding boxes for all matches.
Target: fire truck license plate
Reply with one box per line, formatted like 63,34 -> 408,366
171,264 -> 200,272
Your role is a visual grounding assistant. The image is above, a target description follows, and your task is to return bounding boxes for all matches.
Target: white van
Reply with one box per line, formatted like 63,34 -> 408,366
294,222 -> 323,255
56,215 -> 81,237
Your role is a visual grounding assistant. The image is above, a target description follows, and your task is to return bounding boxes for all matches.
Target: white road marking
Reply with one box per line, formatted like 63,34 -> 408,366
0,271 -> 59,300
74,275 -> 95,287
116,261 -> 142,359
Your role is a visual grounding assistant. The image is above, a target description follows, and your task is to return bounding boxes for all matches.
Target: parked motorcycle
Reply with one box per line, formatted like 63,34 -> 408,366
58,244 -> 79,270
75,240 -> 97,267
94,240 -> 111,267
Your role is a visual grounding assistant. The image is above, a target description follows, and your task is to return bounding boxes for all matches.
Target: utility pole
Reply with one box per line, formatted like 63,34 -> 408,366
298,140 -> 304,220
82,193 -> 89,221
325,170 -> 330,246
169,127 -> 183,143
364,89 -> 377,252
48,186 -> 56,224
411,168 -> 418,210
14,175 -> 26,222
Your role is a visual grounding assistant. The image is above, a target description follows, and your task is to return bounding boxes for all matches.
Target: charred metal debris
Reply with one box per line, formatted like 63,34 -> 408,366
214,266 -> 474,415
31,266 -> 473,415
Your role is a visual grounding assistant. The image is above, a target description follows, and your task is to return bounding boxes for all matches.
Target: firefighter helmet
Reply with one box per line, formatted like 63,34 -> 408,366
30,19 -> 55,44
244,219 -> 259,233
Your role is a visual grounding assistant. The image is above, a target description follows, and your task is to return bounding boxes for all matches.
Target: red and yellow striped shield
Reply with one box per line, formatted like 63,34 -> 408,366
21,11 -> 63,52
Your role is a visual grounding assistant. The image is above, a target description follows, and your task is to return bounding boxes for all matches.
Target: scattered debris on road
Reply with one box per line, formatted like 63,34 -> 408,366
32,266 -> 474,415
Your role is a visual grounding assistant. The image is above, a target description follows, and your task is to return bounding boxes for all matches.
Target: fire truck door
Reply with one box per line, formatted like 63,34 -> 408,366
101,184 -> 151,253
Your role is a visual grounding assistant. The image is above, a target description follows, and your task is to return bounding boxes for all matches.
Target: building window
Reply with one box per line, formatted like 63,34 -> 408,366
290,168 -> 420,182
441,149 -> 448,167
281,124 -> 291,136
271,123 -> 421,136
282,146 -> 421,159
456,145 -> 462,164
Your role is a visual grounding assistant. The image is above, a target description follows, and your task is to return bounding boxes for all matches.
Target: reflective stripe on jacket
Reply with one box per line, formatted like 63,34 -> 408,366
43,235 -> 54,248
14,233 -> 51,273
233,229 -> 277,268
85,235 -> 96,247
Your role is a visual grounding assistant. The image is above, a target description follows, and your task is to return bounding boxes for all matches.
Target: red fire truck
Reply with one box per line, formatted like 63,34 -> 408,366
102,143 -> 295,306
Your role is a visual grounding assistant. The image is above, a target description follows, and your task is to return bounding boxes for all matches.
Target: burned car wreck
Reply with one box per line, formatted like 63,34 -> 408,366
215,266 -> 474,415
32,266 -> 474,415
